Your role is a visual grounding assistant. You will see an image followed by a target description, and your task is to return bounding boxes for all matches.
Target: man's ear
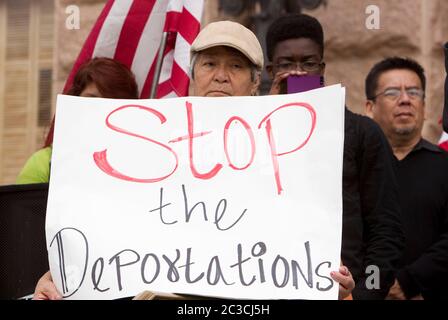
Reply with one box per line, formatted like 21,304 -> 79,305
266,63 -> 274,80
423,99 -> 427,120
251,72 -> 261,96
365,100 -> 375,119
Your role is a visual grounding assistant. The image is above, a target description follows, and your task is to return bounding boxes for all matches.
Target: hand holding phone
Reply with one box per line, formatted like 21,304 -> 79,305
269,70 -> 307,95
287,75 -> 324,94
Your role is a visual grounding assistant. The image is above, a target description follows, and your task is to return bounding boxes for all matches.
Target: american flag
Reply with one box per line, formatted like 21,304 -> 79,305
439,131 -> 448,152
44,0 -> 203,146
64,0 -> 204,99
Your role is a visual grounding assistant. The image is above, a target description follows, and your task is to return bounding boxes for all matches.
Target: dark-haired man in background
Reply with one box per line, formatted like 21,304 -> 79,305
366,57 -> 448,300
265,14 -> 404,299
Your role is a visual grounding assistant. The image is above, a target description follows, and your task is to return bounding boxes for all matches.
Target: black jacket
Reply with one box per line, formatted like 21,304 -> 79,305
342,108 -> 404,300
394,140 -> 448,300
443,42 -> 448,132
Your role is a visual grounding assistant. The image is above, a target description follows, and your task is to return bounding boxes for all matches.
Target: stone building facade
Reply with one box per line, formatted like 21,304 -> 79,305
0,0 -> 54,184
0,0 -> 447,184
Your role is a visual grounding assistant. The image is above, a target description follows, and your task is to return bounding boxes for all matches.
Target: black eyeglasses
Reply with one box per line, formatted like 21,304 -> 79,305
275,60 -> 324,73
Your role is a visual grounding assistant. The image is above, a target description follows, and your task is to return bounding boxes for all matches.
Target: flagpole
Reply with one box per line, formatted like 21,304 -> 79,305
150,31 -> 169,99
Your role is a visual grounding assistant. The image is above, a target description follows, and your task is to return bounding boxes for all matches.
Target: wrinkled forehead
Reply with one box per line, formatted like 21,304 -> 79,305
196,46 -> 252,64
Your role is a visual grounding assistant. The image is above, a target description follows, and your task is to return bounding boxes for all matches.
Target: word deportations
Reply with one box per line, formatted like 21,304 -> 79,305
50,228 -> 334,298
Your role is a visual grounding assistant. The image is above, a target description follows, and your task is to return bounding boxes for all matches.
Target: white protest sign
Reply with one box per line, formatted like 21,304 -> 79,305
46,84 -> 345,300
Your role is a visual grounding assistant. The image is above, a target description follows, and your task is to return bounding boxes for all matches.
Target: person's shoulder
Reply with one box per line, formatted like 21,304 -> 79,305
16,146 -> 52,184
32,146 -> 52,160
423,139 -> 448,161
345,107 -> 385,139
345,108 -> 379,128
419,141 -> 448,181
438,147 -> 448,160
26,146 -> 52,167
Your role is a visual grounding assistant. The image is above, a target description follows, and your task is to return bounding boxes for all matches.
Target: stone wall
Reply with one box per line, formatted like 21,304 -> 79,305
55,0 -> 448,143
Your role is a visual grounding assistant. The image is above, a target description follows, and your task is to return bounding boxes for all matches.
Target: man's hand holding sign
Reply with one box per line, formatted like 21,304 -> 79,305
46,84 -> 346,299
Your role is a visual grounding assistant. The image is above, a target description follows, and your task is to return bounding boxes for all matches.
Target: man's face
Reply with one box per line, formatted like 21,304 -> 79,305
192,46 -> 259,97
366,69 -> 425,140
267,38 -> 325,79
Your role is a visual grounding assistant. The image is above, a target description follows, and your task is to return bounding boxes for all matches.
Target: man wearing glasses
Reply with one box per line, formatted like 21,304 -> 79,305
366,57 -> 448,300
265,14 -> 404,300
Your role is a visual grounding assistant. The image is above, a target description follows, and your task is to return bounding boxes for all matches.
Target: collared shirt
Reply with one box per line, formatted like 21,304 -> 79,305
395,139 -> 448,299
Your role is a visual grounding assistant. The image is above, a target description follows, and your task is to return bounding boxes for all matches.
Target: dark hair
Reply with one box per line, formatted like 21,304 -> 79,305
44,57 -> 138,147
266,14 -> 324,62
365,57 -> 426,100
66,57 -> 138,99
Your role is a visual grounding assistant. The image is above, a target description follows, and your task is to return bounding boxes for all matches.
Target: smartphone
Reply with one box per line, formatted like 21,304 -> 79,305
287,75 -> 324,94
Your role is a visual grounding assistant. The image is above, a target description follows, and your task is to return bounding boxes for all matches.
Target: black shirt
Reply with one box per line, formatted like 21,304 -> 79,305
394,139 -> 448,300
342,108 -> 404,300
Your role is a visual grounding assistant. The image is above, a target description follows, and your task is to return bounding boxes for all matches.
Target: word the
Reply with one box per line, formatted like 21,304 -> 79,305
149,184 -> 246,231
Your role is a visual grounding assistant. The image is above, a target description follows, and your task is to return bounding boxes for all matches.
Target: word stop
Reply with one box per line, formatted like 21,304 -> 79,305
93,101 -> 316,195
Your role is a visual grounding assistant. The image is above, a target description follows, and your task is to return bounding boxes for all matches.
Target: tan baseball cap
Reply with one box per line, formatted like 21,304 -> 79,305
191,20 -> 264,70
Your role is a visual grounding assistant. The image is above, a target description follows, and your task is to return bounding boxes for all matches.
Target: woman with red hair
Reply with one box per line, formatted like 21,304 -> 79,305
16,57 -> 138,184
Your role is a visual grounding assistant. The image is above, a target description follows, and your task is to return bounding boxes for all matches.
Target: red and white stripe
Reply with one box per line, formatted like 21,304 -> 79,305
439,131 -> 448,151
63,0 -> 204,99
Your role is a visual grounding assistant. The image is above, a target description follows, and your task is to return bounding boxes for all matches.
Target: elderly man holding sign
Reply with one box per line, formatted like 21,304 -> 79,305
35,21 -> 352,300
